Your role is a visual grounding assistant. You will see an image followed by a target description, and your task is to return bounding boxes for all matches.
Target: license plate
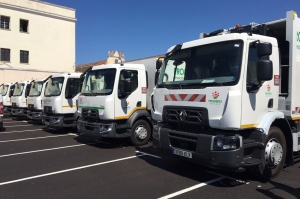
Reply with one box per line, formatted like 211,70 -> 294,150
172,148 -> 192,159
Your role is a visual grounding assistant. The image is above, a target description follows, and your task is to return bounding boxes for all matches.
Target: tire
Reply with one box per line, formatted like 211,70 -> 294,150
251,127 -> 286,180
130,120 -> 151,146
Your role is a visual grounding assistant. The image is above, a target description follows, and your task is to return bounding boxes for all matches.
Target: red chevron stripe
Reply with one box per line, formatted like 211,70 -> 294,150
188,94 -> 199,101
179,94 -> 188,101
170,94 -> 177,101
200,95 -> 206,102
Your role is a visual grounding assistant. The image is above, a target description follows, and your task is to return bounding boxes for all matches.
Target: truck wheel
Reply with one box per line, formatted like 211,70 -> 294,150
130,120 -> 151,146
251,127 -> 286,180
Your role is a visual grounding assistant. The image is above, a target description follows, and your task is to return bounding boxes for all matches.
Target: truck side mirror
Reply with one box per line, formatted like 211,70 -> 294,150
257,43 -> 272,57
123,70 -> 132,79
156,58 -> 163,70
154,71 -> 160,86
66,79 -> 77,98
257,60 -> 273,81
124,80 -> 131,94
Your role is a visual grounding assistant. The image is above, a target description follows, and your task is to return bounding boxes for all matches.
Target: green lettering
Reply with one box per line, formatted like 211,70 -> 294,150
180,68 -> 184,75
297,31 -> 300,42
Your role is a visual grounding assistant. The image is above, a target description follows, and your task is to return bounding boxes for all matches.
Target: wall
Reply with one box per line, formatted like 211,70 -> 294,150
0,0 -> 76,83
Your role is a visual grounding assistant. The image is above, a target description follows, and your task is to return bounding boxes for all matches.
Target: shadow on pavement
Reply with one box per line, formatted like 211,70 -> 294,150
133,145 -> 285,188
74,134 -> 131,149
256,180 -> 300,199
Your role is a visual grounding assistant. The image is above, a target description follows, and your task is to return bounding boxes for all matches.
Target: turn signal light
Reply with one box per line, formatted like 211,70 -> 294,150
0,102 -> 3,114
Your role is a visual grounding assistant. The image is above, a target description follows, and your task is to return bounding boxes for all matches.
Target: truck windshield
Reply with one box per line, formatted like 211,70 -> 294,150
13,83 -> 25,96
45,77 -> 64,97
81,68 -> 116,96
1,85 -> 9,96
29,82 -> 44,97
157,40 -> 243,88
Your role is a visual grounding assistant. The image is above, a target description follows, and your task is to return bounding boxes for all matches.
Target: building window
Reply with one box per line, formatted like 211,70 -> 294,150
115,59 -> 119,64
20,50 -> 29,63
0,48 -> 10,62
0,16 -> 10,30
20,19 -> 29,32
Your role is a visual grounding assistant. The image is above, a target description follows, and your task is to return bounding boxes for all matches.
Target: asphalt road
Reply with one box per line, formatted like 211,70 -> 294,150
0,116 -> 299,199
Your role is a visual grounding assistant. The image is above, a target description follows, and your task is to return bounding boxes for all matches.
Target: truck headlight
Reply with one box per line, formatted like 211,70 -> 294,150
152,125 -> 160,140
212,135 -> 242,150
100,125 -> 113,132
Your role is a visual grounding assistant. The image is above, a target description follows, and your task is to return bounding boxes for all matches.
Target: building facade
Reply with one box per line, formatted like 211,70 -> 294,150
0,0 -> 76,83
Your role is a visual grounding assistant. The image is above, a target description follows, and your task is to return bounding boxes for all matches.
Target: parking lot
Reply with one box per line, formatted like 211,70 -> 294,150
0,116 -> 299,199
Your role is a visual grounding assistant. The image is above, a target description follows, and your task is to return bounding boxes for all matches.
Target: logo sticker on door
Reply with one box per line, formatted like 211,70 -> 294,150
265,84 -> 272,96
209,91 -> 222,104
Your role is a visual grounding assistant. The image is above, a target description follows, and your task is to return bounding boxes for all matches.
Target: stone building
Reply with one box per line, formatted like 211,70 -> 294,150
75,50 -> 125,73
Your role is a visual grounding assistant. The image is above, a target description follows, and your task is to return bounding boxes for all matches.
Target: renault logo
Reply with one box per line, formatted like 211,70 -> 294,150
87,110 -> 91,116
179,110 -> 187,121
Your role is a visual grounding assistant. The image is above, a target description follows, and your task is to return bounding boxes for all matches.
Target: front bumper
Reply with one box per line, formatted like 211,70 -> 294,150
11,108 -> 28,117
78,118 -> 130,138
153,125 -> 265,171
4,106 -> 11,113
42,115 -> 76,128
27,110 -> 43,120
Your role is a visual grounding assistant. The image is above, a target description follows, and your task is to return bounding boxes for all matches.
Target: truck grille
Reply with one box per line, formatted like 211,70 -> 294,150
28,104 -> 34,109
44,106 -> 52,114
163,106 -> 208,127
82,109 -> 98,118
12,103 -> 17,107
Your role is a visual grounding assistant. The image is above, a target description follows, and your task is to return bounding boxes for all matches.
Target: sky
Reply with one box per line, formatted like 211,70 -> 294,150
46,0 -> 299,65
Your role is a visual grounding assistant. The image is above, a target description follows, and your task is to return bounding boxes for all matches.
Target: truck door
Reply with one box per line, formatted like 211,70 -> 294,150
115,69 -> 142,121
241,40 -> 276,128
64,78 -> 81,113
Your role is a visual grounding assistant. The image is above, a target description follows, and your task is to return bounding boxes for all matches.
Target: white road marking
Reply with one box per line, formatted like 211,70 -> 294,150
0,134 -> 75,143
135,151 -> 161,158
0,129 -> 43,134
158,177 -> 224,199
205,170 -> 250,184
0,153 -> 147,186
0,142 -> 100,158
3,121 -> 27,124
4,124 -> 34,127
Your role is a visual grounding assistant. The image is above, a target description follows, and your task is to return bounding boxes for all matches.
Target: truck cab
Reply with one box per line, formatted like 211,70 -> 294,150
1,82 -> 16,113
152,10 -> 300,179
42,73 -> 82,128
11,81 -> 31,117
0,93 -> 3,128
27,77 -> 50,121
78,57 -> 157,146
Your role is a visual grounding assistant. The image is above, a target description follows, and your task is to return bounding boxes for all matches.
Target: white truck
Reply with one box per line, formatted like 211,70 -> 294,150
0,82 -> 16,113
0,93 -> 4,128
77,56 -> 159,146
11,81 -> 31,117
27,76 -> 51,121
152,10 -> 300,179
42,73 -> 82,128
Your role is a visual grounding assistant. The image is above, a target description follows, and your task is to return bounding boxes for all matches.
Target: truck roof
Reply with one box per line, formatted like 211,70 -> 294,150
91,64 -> 146,71
167,33 -> 278,53
52,72 -> 82,78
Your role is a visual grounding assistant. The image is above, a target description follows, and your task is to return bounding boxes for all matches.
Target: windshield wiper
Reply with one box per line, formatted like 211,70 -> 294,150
188,82 -> 223,89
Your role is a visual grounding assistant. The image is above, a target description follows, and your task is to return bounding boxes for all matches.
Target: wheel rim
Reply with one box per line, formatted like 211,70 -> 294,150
134,125 -> 147,140
265,138 -> 283,167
